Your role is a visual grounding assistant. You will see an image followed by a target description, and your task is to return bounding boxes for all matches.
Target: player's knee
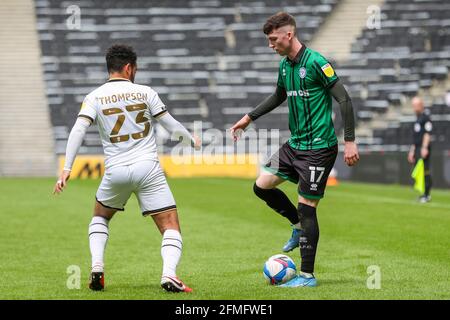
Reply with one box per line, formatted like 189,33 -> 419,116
94,201 -> 116,220
255,175 -> 273,190
298,196 -> 319,208
256,171 -> 285,189
253,182 -> 271,199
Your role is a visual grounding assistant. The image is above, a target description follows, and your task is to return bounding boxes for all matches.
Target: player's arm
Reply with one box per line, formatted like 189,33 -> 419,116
420,117 -> 432,159
146,88 -> 200,149
248,85 -> 287,121
329,80 -> 359,166
155,111 -> 201,150
421,133 -> 430,156
408,144 -> 416,164
54,117 -> 92,194
230,86 -> 287,141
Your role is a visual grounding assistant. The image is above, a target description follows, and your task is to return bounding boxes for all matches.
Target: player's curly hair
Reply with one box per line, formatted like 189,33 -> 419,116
106,44 -> 137,73
263,12 -> 297,35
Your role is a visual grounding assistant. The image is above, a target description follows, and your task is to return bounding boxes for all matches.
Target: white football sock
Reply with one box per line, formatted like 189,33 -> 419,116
161,229 -> 182,278
88,216 -> 109,273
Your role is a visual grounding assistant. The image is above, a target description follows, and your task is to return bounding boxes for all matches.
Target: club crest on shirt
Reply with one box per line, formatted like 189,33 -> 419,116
321,63 -> 335,78
414,123 -> 421,132
299,67 -> 307,79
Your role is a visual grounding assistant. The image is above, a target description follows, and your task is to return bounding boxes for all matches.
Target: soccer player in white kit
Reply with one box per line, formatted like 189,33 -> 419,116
53,45 -> 200,293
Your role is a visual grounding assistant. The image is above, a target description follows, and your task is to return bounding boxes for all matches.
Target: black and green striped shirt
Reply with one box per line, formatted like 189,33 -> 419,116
277,45 -> 338,150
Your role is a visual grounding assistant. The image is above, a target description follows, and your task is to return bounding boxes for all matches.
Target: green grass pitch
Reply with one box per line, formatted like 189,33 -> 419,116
0,177 -> 449,300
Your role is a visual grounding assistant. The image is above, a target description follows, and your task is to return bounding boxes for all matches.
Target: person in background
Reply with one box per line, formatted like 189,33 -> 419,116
408,96 -> 432,203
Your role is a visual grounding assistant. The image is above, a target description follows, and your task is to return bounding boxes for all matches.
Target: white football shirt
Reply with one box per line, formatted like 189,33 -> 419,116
78,79 -> 167,169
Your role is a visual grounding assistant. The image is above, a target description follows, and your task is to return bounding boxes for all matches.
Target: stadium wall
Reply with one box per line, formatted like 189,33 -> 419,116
0,0 -> 56,177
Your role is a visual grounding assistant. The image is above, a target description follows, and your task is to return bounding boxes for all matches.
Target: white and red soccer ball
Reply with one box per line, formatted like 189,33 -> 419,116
263,254 -> 297,285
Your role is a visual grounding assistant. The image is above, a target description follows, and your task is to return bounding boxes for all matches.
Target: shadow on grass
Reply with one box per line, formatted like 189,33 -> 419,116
101,283 -> 196,297
315,278 -> 363,287
103,283 -> 161,291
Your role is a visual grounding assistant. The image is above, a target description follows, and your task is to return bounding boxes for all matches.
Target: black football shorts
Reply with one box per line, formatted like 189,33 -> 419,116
263,142 -> 338,199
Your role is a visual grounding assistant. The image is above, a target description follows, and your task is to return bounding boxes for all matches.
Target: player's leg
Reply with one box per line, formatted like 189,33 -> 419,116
423,155 -> 432,202
148,207 -> 191,293
135,160 -> 191,293
280,145 -> 338,288
89,166 -> 132,291
296,196 -> 320,282
280,196 -> 320,288
151,207 -> 182,282
424,174 -> 432,200
254,170 -> 298,224
89,202 -> 117,272
88,202 -> 117,291
254,143 -> 302,252
150,208 -> 192,292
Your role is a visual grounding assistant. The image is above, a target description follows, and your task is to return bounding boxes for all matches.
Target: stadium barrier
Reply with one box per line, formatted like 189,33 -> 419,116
58,154 -> 259,179
334,150 -> 450,189
59,150 -> 450,189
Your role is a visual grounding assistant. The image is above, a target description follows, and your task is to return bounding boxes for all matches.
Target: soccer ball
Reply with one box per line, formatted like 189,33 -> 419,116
263,254 -> 297,285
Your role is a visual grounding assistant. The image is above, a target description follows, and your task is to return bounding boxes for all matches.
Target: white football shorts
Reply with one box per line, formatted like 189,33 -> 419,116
96,160 -> 176,216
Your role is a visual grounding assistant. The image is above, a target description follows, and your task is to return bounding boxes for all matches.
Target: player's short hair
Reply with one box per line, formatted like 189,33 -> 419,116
106,44 -> 137,73
263,12 -> 297,35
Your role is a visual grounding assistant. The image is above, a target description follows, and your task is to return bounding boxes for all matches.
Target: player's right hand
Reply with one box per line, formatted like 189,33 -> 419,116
192,134 -> 202,150
344,141 -> 359,166
407,151 -> 415,164
53,170 -> 71,195
230,114 -> 252,141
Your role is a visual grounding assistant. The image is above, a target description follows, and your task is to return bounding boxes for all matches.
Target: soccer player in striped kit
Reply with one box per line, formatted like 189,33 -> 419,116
231,12 -> 359,287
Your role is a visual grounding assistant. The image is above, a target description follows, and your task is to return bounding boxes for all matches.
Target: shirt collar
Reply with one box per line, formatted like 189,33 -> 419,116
107,78 -> 131,83
287,43 -> 307,65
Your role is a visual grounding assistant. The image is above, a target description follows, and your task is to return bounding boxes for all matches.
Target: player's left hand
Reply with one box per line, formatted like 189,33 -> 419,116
344,141 -> 359,166
53,170 -> 71,195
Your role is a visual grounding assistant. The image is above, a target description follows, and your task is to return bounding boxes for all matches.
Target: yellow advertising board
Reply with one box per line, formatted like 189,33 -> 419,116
58,154 -> 259,179
58,155 -> 105,179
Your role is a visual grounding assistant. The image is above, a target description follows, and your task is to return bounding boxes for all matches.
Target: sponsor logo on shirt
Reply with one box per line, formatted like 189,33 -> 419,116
287,90 -> 310,97
321,63 -> 335,78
